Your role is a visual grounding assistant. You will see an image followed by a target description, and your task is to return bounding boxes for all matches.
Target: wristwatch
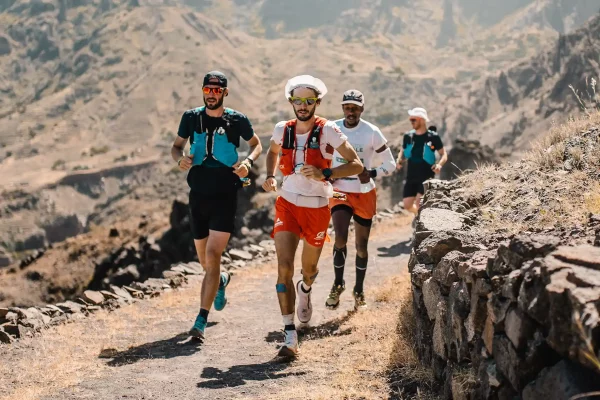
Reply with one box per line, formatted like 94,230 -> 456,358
322,168 -> 333,181
177,155 -> 184,166
369,169 -> 377,178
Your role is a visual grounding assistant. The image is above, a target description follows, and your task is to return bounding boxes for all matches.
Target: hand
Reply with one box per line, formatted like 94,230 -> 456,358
358,168 -> 371,184
232,159 -> 251,178
396,157 -> 404,170
262,176 -> 278,192
178,155 -> 193,171
300,165 -> 325,181
431,163 -> 442,174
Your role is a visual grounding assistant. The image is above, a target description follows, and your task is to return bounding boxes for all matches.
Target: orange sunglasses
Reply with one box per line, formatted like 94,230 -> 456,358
203,87 -> 224,95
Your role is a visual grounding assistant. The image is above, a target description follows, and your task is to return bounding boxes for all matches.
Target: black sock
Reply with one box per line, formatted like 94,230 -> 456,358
284,324 -> 296,331
333,246 -> 347,286
355,255 -> 368,293
199,308 -> 209,320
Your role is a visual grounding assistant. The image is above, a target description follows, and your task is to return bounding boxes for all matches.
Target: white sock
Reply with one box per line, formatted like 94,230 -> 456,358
301,281 -> 311,293
283,314 -> 294,326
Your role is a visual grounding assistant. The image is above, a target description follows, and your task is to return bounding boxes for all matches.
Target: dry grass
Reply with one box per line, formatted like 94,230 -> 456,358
257,275 -> 438,400
461,111 -> 600,234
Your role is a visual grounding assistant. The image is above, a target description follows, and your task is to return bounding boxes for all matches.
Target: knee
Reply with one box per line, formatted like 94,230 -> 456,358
334,233 -> 348,247
204,247 -> 222,265
356,242 -> 368,258
277,261 -> 294,282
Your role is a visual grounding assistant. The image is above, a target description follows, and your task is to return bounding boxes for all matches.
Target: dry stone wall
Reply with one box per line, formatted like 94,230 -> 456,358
410,179 -> 600,400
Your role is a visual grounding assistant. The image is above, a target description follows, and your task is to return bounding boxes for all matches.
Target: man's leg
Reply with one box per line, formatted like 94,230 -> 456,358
296,239 -> 324,322
200,230 -> 231,310
353,216 -> 372,309
326,206 -> 352,309
274,230 -> 300,357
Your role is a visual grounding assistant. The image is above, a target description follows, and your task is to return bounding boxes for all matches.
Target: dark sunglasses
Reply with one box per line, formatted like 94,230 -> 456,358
409,118 -> 418,123
203,87 -> 224,95
290,96 -> 318,106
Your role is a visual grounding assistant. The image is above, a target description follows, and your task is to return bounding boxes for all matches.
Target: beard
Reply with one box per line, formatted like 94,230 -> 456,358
344,115 -> 360,128
204,96 -> 224,110
294,107 -> 316,122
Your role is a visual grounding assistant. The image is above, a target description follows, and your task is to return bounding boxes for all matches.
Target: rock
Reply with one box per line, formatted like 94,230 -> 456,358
42,213 -> 86,244
551,245 -> 600,270
0,307 -> 8,318
509,234 -> 561,261
0,246 -> 12,267
423,278 -> 443,320
493,334 -> 547,392
416,231 -> 480,265
0,328 -> 14,343
100,290 -> 121,300
248,244 -> 266,255
82,290 -> 105,305
522,360 -> 600,400
447,281 -> 470,361
417,208 -> 466,232
184,262 -> 203,273
457,250 -> 492,283
229,249 -> 253,261
412,264 -> 433,287
110,264 -> 140,286
413,231 -> 433,249
433,251 -> 466,287
517,264 -> 548,325
488,294 -> 511,330
162,270 -> 185,279
172,264 -> 202,275
501,269 -> 524,301
466,289 -> 488,342
228,260 -> 247,269
109,228 -> 120,237
505,307 -> 537,351
55,301 -> 85,314
123,285 -> 145,298
109,285 -> 133,300
433,300 -> 448,359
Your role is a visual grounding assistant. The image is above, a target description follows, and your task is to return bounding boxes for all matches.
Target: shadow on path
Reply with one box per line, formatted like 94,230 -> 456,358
265,309 -> 356,344
99,323 -> 218,366
377,239 -> 412,258
197,359 -> 306,389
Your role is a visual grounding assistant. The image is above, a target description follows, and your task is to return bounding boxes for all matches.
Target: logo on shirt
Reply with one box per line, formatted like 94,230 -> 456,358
215,127 -> 226,135
315,231 -> 326,241
275,218 -> 283,228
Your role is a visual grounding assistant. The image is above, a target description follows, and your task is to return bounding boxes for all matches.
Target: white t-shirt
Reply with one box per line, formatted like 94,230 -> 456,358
271,119 -> 348,198
331,119 -> 387,193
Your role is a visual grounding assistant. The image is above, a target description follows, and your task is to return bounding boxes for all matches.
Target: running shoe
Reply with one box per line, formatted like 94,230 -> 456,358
214,271 -> 231,311
189,313 -> 207,340
354,291 -> 367,310
278,329 -> 299,358
296,280 -> 313,323
325,281 -> 346,309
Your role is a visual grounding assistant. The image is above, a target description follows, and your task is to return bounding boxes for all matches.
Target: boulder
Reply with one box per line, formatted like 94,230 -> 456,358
229,249 -> 253,261
417,208 -> 466,232
82,290 -> 105,305
415,231 -> 480,265
412,264 -> 433,287
522,360 -> 600,400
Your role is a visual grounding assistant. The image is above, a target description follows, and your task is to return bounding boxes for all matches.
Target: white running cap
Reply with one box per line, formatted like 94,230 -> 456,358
408,107 -> 430,122
341,89 -> 365,107
285,75 -> 328,100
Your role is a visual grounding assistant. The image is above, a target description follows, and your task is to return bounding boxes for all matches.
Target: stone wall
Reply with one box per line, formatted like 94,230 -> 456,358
409,180 -> 600,399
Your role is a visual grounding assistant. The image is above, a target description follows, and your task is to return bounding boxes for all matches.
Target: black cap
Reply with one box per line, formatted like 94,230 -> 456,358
203,71 -> 227,88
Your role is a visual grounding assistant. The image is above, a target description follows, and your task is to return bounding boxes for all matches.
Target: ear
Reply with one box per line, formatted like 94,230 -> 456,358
316,99 -> 322,105
224,88 -> 229,97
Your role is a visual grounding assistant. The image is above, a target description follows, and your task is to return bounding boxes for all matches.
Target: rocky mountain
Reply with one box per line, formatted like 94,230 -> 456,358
441,12 -> 600,157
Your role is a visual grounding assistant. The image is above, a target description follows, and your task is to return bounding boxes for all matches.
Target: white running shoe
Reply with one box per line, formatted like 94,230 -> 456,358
278,329 -> 299,358
296,280 -> 313,323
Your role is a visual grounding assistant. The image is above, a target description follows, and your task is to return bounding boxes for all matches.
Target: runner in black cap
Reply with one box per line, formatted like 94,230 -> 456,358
171,70 -> 263,341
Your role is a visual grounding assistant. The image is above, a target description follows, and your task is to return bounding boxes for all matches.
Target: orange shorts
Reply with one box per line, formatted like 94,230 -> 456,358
271,196 -> 331,247
329,189 -> 377,220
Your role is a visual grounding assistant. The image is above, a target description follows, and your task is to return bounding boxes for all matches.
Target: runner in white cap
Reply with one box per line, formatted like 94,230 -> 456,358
396,107 -> 447,214
325,89 -> 396,311
262,75 -> 364,358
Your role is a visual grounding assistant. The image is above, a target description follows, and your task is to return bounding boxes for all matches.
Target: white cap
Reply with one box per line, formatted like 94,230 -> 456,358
408,107 -> 430,122
341,89 -> 365,107
285,75 -> 328,99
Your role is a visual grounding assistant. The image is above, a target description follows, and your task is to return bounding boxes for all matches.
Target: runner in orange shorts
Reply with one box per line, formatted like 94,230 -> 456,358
262,75 -> 363,358
326,90 -> 397,310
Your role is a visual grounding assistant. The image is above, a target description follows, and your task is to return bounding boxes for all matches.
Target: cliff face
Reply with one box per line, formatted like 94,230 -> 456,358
442,13 -> 600,158
408,116 -> 600,398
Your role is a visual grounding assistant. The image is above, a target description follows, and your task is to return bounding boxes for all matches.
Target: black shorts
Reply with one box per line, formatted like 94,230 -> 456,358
402,181 -> 425,198
188,191 -> 237,239
330,205 -> 373,227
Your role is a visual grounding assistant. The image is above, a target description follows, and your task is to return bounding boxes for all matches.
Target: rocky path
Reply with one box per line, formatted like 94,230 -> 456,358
0,217 -> 413,400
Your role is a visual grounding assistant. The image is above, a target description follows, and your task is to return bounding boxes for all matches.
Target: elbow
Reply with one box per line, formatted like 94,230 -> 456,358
353,159 -> 364,175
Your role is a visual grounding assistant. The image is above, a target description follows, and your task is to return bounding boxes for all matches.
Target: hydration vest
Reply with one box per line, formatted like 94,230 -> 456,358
403,129 -> 437,165
190,107 -> 239,168
278,117 -> 333,176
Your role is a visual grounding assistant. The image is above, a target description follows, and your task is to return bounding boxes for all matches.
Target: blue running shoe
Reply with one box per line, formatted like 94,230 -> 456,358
189,314 -> 207,340
214,271 -> 231,311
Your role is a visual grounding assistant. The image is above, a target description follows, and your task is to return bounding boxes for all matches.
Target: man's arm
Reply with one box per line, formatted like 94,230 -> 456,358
373,144 -> 396,176
172,136 -> 193,171
301,140 -> 363,180
233,134 -> 263,178
432,147 -> 447,173
262,140 -> 281,192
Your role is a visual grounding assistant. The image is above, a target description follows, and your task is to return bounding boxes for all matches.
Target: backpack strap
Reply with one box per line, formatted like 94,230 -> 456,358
282,120 -> 296,149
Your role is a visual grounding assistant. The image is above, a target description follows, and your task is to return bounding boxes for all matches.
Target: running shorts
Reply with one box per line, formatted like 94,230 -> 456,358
271,196 -> 331,247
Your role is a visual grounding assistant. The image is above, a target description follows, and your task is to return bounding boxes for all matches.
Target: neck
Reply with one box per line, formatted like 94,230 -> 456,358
296,115 -> 316,133
344,119 -> 359,129
205,106 -> 224,117
415,126 -> 427,134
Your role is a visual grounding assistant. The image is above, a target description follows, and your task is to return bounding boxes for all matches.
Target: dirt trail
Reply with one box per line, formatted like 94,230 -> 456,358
0,217 -> 414,400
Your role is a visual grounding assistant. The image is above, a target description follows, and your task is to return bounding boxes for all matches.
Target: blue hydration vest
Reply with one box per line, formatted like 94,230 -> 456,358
190,107 -> 239,167
403,129 -> 437,165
